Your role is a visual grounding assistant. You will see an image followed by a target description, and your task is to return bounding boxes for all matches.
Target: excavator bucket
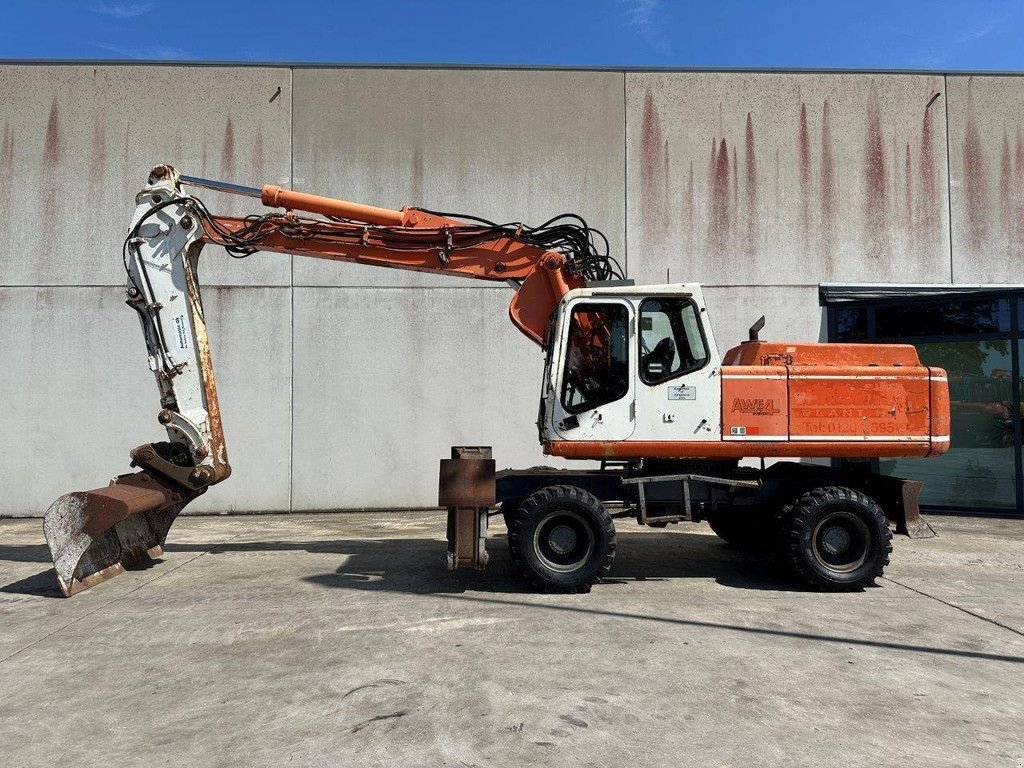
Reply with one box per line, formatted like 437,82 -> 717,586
43,470 -> 200,596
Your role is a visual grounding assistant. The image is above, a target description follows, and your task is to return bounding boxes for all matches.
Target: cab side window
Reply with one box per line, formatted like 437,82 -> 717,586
639,298 -> 708,384
561,303 -> 630,414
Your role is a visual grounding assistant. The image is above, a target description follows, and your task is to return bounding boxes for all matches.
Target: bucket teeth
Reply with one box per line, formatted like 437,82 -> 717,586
43,471 -> 199,596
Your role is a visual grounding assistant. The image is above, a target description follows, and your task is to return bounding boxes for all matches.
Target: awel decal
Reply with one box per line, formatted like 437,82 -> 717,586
731,397 -> 780,416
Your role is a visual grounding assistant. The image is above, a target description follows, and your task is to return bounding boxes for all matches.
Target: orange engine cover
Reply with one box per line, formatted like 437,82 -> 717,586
720,341 -> 950,457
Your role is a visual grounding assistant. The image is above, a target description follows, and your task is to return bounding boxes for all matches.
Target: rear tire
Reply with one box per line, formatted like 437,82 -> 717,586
782,486 -> 891,591
508,485 -> 615,593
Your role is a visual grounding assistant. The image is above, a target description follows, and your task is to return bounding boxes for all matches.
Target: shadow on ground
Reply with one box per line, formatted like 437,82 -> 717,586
0,530 -> 798,597
284,531 -> 803,595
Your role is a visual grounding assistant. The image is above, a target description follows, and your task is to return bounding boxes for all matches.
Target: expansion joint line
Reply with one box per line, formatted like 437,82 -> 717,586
0,531 -> 245,666
881,575 -> 1024,639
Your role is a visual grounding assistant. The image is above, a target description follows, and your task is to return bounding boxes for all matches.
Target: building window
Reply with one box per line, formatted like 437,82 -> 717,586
824,288 -> 1024,518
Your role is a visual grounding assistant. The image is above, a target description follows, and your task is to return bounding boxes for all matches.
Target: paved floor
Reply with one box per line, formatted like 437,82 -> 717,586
0,512 -> 1022,768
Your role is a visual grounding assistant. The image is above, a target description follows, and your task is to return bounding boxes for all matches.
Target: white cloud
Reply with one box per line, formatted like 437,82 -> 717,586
954,23 -> 994,45
91,2 -> 155,19
619,0 -> 671,56
91,41 -> 190,60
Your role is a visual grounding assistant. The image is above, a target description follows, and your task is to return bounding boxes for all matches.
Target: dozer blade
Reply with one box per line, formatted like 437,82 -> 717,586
43,471 -> 200,597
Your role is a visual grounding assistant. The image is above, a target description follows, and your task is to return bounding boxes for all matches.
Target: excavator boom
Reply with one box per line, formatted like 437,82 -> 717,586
42,164 -> 947,597
43,164 -> 615,596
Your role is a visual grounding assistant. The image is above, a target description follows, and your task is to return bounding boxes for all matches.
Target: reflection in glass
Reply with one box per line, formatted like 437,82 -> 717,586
880,340 -> 1015,509
833,307 -> 867,341
875,298 -> 1009,338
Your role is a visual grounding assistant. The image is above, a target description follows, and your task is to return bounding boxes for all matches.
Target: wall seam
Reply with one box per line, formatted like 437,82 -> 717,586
289,66 -> 295,513
943,74 -> 954,283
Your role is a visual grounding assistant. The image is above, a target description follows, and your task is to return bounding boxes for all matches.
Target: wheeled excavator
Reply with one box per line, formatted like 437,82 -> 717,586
42,165 -> 951,597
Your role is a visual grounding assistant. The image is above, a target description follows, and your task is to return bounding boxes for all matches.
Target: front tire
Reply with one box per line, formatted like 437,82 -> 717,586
508,485 -> 615,593
782,486 -> 892,591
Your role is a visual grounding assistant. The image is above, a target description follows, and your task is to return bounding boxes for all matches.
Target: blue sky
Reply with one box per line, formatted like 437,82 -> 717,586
2,1 -> 1022,71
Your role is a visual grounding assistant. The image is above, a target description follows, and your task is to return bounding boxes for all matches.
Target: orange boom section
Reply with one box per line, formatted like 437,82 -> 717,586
203,187 -> 589,345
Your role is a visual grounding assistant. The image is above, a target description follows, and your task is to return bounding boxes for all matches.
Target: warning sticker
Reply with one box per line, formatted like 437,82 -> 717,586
668,385 -> 696,401
172,315 -> 190,352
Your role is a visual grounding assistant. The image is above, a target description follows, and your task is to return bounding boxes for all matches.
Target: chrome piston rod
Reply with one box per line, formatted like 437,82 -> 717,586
179,174 -> 262,199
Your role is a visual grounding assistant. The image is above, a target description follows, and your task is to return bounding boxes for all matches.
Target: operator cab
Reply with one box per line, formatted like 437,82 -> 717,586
539,283 -> 721,446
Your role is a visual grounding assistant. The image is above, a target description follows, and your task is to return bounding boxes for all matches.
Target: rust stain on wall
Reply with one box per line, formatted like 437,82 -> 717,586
819,98 -> 837,267
918,102 -> 938,258
642,82 -> 949,281
864,85 -> 889,261
221,116 -> 235,180
731,143 -> 738,235
962,80 -> 989,253
997,128 -> 1024,260
41,98 -> 61,254
707,137 -> 731,258
639,88 -> 668,245
999,130 -> 1012,253
798,102 -> 812,254
743,112 -> 758,258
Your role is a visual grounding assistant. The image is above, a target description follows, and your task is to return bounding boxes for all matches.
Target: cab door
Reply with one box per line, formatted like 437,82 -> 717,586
549,299 -> 636,442
632,295 -> 720,441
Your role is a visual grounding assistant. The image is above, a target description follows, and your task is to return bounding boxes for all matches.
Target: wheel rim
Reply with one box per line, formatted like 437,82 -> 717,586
533,510 -> 595,573
811,510 -> 871,573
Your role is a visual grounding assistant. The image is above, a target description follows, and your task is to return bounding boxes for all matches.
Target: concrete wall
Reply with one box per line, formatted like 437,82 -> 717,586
1,64 -> 1021,515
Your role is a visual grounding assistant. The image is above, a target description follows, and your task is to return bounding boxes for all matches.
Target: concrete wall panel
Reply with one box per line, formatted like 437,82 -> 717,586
947,75 -> 1024,282
291,287 -> 553,508
185,286 -> 291,513
0,287 -> 151,516
626,73 -> 950,286
703,285 -> 825,352
0,65 -> 291,288
0,285 -> 291,516
291,69 -> 625,287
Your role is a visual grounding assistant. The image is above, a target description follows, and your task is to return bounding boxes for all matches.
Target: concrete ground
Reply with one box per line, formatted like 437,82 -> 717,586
1,513 -> 1022,768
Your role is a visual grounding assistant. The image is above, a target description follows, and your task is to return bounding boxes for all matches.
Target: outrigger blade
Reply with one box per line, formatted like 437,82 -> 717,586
43,465 -> 202,597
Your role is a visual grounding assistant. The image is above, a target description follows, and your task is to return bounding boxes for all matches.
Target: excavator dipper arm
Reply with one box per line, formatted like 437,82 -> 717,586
42,164 -> 617,596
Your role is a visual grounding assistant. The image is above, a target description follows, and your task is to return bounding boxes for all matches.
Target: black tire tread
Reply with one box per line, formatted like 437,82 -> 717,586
507,484 -> 615,594
781,485 -> 892,591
